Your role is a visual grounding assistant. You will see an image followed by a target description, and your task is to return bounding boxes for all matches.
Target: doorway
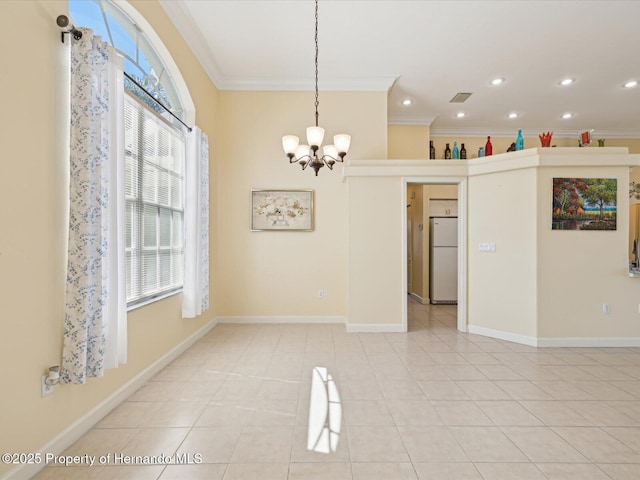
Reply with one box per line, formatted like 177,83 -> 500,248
402,178 -> 467,333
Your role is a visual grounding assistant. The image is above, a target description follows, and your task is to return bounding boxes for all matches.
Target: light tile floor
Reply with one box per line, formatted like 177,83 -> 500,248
33,299 -> 640,479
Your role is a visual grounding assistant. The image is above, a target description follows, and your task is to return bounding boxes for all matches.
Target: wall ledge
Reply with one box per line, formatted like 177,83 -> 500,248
342,148 -> 640,179
2,317 -> 218,480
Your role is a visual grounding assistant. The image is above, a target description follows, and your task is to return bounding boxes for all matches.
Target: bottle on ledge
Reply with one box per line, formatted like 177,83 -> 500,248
429,140 -> 435,159
444,143 -> 452,159
452,141 -> 460,159
460,143 -> 467,159
516,129 -> 524,150
485,136 -> 493,156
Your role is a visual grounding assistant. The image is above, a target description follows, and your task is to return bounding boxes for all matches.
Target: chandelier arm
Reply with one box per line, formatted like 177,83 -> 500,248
294,154 -> 313,164
322,156 -> 335,170
321,154 -> 342,164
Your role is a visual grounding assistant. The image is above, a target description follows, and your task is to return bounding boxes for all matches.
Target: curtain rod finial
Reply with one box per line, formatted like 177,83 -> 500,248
57,14 -> 83,42
57,15 -> 70,28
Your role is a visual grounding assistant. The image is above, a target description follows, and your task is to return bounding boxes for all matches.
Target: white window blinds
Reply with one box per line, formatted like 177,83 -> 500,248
124,94 -> 185,305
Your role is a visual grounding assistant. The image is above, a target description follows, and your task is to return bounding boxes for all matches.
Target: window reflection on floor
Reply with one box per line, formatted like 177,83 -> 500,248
307,366 -> 342,453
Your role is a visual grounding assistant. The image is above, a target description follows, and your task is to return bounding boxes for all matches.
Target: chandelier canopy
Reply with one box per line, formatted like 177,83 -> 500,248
282,0 -> 351,176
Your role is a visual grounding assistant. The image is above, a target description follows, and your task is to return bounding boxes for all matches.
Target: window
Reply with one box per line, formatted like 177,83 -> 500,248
70,0 -> 184,123
70,0 -> 189,306
125,95 -> 185,304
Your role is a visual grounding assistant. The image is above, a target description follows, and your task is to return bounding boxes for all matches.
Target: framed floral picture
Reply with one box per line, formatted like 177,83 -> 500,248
251,189 -> 314,231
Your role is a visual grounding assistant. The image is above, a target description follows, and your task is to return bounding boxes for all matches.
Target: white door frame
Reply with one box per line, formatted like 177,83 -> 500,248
402,177 -> 468,333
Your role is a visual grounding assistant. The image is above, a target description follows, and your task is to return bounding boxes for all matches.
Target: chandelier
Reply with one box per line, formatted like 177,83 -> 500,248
282,0 -> 351,176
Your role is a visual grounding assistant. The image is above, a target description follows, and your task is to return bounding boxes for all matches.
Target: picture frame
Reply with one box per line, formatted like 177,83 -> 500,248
251,189 -> 314,231
552,178 -> 617,231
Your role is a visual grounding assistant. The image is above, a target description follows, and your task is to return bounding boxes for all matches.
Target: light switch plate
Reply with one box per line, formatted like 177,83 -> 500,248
478,242 -> 496,252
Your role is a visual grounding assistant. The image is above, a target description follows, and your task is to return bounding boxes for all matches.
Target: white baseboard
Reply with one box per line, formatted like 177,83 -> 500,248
215,316 -> 408,333
467,325 -> 640,348
537,337 -> 640,347
409,292 -> 430,305
468,325 -> 538,347
346,323 -> 407,333
216,315 -> 345,324
2,318 -> 218,480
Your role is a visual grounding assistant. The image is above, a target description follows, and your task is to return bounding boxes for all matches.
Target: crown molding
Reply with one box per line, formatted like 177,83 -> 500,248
159,0 -> 225,88
388,115 -> 438,126
586,130 -> 640,139
217,76 -> 398,92
161,1 -> 396,93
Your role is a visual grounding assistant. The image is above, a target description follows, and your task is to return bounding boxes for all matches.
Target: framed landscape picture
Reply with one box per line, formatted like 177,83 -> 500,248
552,178 -> 617,230
251,189 -> 314,231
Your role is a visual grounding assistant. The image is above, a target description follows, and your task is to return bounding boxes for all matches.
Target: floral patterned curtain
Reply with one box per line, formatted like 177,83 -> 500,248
182,128 -> 210,318
62,28 -> 127,384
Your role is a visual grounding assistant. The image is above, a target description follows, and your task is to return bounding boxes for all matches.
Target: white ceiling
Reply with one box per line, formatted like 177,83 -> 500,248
160,0 -> 640,138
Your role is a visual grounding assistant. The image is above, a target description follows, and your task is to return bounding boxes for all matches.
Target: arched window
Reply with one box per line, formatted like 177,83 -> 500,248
70,0 -> 185,123
70,0 -> 193,306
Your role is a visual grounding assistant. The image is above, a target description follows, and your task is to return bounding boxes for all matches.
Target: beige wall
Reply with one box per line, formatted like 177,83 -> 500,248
0,1 -> 218,475
629,168 -> 640,258
215,90 -> 387,318
536,166 -> 640,338
467,168 -> 539,337
388,125 -> 430,159
432,135 -> 640,159
421,188 -> 431,302
407,184 -> 425,300
387,124 -> 640,160
466,151 -> 640,342
348,177 -> 405,326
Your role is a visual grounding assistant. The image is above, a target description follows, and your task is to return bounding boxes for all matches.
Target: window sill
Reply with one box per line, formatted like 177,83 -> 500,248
127,288 -> 182,313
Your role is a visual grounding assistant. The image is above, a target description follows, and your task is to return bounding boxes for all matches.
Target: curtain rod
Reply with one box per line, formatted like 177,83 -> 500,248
123,72 -> 192,132
56,15 -> 193,133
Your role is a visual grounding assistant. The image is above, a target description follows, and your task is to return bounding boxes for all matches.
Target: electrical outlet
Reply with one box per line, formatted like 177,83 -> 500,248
318,289 -> 324,299
603,304 -> 610,315
41,374 -> 54,397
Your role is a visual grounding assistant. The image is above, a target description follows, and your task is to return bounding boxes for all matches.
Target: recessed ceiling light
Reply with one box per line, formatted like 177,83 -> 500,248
560,78 -> 574,86
491,78 -> 505,86
456,112 -> 466,118
402,99 -> 412,106
562,113 -> 573,119
508,112 -> 518,119
624,80 -> 638,88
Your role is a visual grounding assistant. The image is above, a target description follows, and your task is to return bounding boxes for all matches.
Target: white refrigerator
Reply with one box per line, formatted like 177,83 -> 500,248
429,217 -> 458,304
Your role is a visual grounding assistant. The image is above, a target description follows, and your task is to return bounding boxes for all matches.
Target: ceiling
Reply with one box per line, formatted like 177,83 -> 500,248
160,0 -> 640,138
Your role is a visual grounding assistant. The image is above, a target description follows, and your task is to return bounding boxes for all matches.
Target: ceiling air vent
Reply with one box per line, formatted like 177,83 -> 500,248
449,92 -> 472,103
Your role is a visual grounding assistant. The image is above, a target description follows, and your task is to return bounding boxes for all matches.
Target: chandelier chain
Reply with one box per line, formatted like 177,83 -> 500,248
282,0 -> 350,176
314,0 -> 319,127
